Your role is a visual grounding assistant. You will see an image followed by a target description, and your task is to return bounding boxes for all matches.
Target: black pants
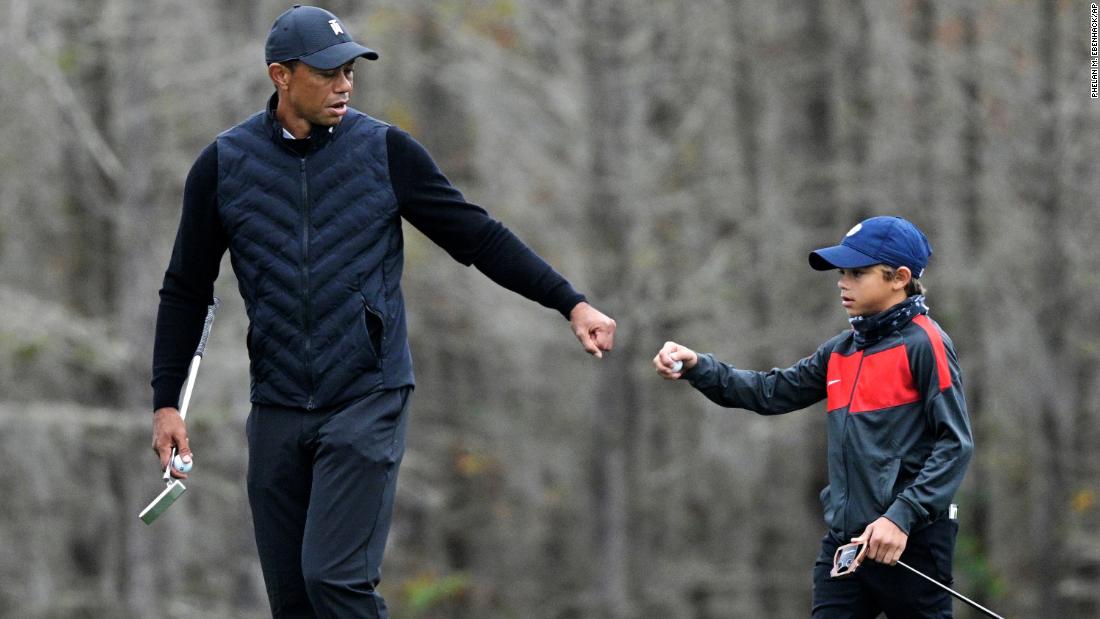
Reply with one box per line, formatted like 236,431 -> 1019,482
812,517 -> 959,618
246,387 -> 411,619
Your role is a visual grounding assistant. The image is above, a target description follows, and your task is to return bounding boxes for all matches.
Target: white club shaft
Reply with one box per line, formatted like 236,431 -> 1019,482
178,355 -> 202,422
163,354 -> 202,482
896,560 -> 1003,619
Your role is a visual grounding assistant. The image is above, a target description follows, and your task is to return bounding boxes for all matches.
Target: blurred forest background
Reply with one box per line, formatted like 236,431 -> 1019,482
1,0 -> 1098,617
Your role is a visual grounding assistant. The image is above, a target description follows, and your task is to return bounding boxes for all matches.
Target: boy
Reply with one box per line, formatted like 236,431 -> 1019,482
653,216 -> 973,618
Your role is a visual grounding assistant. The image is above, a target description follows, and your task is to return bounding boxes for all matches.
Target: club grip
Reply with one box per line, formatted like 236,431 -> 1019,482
194,297 -> 220,357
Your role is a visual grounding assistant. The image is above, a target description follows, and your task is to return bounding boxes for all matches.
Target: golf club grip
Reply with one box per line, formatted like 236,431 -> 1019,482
194,297 -> 220,358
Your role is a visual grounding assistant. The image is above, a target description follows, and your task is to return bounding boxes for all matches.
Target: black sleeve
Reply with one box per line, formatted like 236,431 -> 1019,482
151,142 -> 228,411
387,126 -> 585,319
683,337 -> 835,415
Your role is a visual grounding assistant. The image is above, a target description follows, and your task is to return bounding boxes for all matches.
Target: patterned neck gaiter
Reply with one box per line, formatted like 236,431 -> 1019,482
849,295 -> 929,348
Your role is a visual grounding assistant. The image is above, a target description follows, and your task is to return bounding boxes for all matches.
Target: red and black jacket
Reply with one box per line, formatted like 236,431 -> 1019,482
685,304 -> 973,539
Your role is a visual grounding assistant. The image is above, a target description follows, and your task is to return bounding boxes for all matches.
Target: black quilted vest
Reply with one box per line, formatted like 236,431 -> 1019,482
217,107 -> 414,409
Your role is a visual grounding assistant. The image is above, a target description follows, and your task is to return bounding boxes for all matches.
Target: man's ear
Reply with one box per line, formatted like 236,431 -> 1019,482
892,266 -> 913,290
268,63 -> 293,90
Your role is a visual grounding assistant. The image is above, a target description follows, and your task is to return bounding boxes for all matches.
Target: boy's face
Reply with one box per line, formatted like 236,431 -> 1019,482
836,265 -> 909,317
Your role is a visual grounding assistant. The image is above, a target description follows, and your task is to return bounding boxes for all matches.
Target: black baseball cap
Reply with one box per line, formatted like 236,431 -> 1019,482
809,216 -> 933,278
265,5 -> 378,69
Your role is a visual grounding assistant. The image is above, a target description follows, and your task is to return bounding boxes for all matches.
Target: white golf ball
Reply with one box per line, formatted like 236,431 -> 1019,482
172,454 -> 193,473
670,359 -> 683,373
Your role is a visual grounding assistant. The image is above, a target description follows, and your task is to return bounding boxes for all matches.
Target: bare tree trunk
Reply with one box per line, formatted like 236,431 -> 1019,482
1033,1 -> 1068,615
727,1 -> 768,333
954,6 -> 1001,611
582,1 -> 639,616
110,0 -> 161,409
61,0 -> 126,407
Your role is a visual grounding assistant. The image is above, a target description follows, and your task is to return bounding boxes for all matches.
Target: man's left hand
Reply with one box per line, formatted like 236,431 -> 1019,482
851,516 -> 908,567
569,302 -> 616,358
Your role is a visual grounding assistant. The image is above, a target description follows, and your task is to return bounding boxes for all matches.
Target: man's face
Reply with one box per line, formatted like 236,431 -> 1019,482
836,265 -> 906,317
277,61 -> 355,131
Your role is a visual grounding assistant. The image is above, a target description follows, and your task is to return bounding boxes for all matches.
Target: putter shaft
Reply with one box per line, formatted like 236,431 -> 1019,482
139,298 -> 218,525
896,560 -> 1003,619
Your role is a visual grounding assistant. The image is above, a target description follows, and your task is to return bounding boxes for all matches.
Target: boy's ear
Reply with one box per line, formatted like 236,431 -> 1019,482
892,266 -> 913,290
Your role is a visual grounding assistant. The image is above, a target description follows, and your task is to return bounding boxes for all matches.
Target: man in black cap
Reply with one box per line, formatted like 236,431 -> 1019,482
150,5 -> 616,617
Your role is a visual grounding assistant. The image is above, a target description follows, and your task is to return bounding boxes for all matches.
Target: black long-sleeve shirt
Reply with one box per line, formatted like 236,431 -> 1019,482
152,125 -> 585,410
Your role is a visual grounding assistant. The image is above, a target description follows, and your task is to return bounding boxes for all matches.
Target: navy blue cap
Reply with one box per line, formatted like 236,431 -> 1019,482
266,5 -> 378,69
809,216 -> 933,277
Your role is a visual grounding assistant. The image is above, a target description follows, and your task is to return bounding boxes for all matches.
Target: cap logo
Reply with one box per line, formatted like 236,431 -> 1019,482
845,223 -> 862,237
328,19 -> 344,36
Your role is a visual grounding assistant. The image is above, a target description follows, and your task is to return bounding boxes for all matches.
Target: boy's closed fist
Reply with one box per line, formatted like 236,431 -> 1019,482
653,342 -> 698,379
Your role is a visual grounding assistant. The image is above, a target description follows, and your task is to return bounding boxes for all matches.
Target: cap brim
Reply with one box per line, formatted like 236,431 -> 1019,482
300,41 -> 379,69
808,245 -> 880,271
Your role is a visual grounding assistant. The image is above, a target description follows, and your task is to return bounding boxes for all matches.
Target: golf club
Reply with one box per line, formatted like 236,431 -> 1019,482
138,297 -> 219,525
831,541 -> 1003,619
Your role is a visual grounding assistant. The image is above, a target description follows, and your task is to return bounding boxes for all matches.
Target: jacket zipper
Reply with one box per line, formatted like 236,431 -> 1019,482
840,353 -> 865,535
299,158 -> 315,410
